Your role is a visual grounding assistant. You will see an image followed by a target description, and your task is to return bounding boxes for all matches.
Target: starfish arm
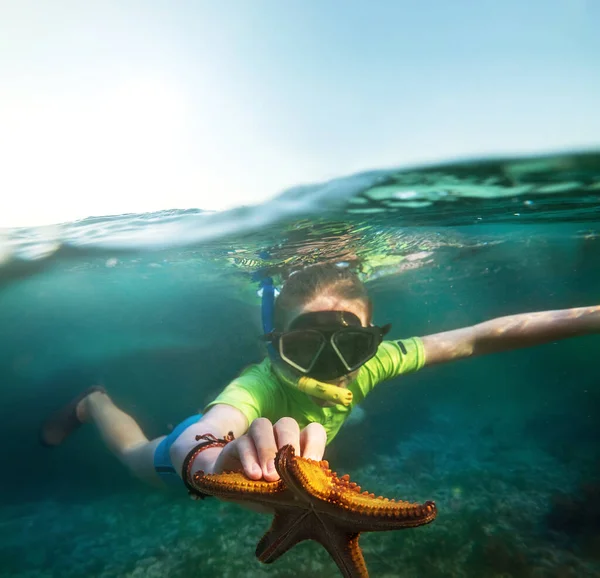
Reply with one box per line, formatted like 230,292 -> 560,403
277,445 -> 437,530
258,512 -> 369,578
326,495 -> 437,531
313,526 -> 369,578
255,510 -> 312,564
190,470 -> 295,508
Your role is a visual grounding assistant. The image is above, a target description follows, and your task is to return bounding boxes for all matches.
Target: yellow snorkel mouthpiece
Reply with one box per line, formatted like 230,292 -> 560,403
297,376 -> 353,407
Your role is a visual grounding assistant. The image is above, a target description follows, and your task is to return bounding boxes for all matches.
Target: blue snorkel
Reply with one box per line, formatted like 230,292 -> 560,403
259,277 -> 277,359
258,275 -> 353,407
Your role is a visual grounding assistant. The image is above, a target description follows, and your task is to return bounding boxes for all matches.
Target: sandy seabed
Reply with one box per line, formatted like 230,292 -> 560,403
2,414 -> 599,578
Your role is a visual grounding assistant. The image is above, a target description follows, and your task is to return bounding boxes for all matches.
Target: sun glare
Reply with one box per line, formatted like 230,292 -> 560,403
0,78 -> 191,228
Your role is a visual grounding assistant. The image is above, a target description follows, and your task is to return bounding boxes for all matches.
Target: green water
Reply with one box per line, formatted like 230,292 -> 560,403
1,152 -> 599,577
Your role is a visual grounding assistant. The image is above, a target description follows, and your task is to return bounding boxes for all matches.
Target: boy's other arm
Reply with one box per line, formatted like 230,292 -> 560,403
420,305 -> 600,366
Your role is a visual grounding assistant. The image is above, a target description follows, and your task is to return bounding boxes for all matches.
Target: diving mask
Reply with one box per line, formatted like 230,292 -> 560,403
264,310 -> 390,382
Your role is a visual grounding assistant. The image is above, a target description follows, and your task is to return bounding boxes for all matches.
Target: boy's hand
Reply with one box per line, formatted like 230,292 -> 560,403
213,418 -> 327,482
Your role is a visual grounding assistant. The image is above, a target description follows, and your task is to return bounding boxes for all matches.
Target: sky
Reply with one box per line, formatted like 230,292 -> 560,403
1,0 -> 599,228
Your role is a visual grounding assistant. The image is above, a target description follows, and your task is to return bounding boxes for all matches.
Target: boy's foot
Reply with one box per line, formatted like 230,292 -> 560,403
39,386 -> 106,447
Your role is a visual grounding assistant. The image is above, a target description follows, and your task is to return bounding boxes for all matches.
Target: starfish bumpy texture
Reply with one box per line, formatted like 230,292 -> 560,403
189,444 -> 437,578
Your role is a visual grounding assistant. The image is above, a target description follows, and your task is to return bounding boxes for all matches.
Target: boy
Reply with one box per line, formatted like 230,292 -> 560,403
41,264 -> 600,491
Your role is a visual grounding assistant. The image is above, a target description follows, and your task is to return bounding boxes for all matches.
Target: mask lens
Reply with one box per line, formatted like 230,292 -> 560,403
280,330 -> 325,372
334,330 -> 376,369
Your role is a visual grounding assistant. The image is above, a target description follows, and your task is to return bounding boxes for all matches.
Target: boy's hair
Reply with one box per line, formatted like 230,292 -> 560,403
274,263 -> 372,330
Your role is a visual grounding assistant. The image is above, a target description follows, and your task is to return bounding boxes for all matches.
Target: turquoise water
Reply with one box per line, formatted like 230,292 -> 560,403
1,151 -> 600,577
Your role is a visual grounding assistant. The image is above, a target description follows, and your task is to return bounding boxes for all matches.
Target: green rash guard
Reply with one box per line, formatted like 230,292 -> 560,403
204,337 -> 426,444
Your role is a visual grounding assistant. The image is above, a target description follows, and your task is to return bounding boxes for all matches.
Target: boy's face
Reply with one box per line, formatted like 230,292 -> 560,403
282,295 -> 371,389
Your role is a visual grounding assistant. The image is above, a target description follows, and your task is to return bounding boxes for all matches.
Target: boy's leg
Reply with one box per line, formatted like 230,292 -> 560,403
80,390 -> 166,487
41,388 -> 166,487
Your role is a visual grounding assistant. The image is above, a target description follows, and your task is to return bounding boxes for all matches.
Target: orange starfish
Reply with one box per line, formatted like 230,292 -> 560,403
189,445 -> 437,578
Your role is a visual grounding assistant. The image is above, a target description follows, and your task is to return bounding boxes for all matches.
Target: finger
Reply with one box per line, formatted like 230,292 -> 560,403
248,418 -> 279,481
273,417 -> 301,455
300,422 -> 327,461
215,436 -> 262,480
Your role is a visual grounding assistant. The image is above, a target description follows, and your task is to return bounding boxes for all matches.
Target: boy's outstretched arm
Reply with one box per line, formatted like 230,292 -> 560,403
421,305 -> 600,366
169,404 -> 327,483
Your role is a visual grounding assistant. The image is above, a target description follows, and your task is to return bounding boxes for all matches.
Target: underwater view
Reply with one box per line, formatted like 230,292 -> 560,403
1,150 -> 600,577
